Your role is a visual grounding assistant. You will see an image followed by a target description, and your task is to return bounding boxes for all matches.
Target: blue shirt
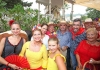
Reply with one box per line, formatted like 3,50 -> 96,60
57,30 -> 72,48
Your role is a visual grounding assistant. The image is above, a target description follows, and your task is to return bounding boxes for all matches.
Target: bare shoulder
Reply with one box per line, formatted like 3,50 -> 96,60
55,54 -> 64,62
55,51 -> 65,63
55,54 -> 67,70
1,37 -> 6,43
0,37 -> 6,55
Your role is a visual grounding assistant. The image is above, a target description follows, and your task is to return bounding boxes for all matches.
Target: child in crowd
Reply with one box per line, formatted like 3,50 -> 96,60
47,37 -> 67,70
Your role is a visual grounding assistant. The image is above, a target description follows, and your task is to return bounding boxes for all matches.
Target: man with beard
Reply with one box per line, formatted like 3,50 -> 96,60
69,18 -> 85,70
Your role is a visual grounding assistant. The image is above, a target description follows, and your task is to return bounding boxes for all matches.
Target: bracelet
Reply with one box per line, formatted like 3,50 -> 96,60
6,62 -> 10,66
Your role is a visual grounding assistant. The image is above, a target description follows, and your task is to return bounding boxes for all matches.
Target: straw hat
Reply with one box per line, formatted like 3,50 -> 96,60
85,18 -> 92,23
47,22 -> 56,27
57,20 -> 68,26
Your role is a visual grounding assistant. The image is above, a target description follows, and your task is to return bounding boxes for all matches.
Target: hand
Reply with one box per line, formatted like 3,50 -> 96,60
8,63 -> 20,70
61,46 -> 68,51
43,68 -> 47,70
89,58 -> 97,64
78,62 -> 82,70
18,67 -> 23,70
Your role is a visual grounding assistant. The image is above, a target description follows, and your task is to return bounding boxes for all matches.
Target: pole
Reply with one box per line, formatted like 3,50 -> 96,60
62,0 -> 65,20
38,3 -> 40,24
49,0 -> 51,22
71,2 -> 74,21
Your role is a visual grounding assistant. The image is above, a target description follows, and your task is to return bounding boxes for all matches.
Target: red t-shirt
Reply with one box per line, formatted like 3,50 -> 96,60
74,40 -> 100,70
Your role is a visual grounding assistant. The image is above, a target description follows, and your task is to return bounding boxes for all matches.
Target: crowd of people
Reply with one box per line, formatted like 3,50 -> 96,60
0,18 -> 100,70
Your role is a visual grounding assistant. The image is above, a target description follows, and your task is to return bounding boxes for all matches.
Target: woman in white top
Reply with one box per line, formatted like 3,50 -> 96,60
31,23 -> 49,50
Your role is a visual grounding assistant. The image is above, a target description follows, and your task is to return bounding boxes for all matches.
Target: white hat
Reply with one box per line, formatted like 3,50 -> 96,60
85,18 -> 92,22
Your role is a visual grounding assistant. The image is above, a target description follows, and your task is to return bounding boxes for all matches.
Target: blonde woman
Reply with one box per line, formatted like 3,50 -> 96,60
20,29 -> 48,70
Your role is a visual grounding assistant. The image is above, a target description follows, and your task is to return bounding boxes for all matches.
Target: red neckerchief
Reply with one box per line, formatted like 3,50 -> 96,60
70,27 -> 85,40
46,31 -> 57,38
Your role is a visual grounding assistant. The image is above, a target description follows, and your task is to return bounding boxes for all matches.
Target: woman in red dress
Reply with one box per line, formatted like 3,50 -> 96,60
75,28 -> 100,70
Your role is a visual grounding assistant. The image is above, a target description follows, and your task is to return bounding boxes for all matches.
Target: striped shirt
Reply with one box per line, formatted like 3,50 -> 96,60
70,32 -> 86,52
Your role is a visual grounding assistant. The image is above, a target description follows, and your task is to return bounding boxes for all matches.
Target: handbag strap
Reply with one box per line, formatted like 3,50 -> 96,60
82,61 -> 96,70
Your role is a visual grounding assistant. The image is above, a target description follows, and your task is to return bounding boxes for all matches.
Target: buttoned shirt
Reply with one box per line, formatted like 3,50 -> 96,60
57,30 -> 72,48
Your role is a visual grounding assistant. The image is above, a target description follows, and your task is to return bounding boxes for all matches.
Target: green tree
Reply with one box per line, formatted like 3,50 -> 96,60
81,14 -> 88,21
3,0 -> 32,9
0,0 -> 6,9
64,3 -> 70,9
0,0 -> 8,31
86,8 -> 100,20
0,3 -> 49,31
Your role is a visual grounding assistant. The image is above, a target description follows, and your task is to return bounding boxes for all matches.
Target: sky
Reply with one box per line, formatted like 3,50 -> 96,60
24,0 -> 87,14
23,0 -> 87,20
65,4 -> 87,14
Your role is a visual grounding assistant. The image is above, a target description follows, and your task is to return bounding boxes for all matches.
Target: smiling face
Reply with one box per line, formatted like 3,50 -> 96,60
48,25 -> 55,33
41,25 -> 48,34
32,29 -> 42,42
86,28 -> 98,42
84,22 -> 93,30
48,40 -> 58,53
11,24 -> 21,36
73,21 -> 81,32
59,23 -> 67,31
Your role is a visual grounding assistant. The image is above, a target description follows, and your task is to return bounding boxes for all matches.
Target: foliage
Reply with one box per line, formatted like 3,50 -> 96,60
3,0 -> 32,9
81,14 -> 88,21
0,4 -> 49,31
0,18 -> 9,31
0,0 -> 6,9
64,3 -> 70,9
0,0 -> 6,17
86,8 -> 100,20
0,0 -> 8,31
